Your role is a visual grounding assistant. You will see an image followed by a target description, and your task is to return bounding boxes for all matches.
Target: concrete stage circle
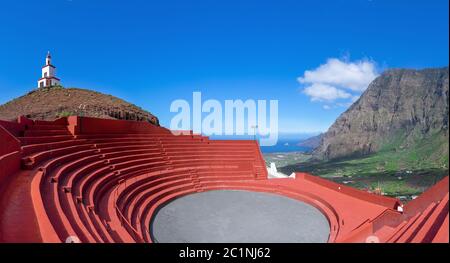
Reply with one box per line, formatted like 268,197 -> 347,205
151,190 -> 330,243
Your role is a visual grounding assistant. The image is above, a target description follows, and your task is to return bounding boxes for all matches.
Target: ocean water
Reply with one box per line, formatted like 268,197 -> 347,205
260,139 -> 312,153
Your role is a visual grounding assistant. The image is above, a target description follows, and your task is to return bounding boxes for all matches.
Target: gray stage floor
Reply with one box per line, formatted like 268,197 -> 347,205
151,190 -> 330,243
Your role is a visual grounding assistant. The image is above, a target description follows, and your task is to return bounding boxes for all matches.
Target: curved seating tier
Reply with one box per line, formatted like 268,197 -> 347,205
1,116 -> 448,243
20,121 -> 268,242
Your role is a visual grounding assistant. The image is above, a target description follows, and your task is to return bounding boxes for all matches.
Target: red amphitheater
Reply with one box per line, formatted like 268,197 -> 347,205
0,116 -> 448,243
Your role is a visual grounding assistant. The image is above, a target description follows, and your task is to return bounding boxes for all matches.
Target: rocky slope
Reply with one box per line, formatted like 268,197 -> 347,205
314,67 -> 449,162
0,86 -> 159,125
298,133 -> 323,149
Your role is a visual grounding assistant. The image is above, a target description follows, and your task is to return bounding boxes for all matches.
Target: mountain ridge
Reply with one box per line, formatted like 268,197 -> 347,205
298,133 -> 323,149
313,66 -> 449,165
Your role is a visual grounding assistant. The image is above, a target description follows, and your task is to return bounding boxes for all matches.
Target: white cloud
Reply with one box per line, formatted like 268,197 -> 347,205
303,83 -> 352,102
298,58 -> 379,106
322,105 -> 332,110
299,58 -> 378,92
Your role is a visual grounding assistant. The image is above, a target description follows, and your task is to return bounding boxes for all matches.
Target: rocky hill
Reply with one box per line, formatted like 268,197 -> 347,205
0,86 -> 159,125
298,133 -> 323,149
314,67 -> 449,163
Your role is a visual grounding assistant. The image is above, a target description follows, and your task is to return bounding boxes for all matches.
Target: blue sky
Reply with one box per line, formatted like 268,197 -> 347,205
0,0 -> 448,134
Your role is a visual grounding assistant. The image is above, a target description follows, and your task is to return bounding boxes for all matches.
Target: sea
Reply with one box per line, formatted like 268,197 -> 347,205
260,139 -> 312,153
208,133 -> 315,154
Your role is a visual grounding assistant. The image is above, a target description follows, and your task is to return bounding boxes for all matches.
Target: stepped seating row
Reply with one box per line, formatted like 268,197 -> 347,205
19,120 -> 267,242
1,116 -> 447,243
340,177 -> 449,243
384,193 -> 449,243
44,158 -> 258,242
26,124 -> 68,131
18,135 -> 76,146
24,129 -> 72,137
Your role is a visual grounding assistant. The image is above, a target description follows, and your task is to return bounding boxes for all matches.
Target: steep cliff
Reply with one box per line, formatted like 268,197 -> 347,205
314,67 -> 449,164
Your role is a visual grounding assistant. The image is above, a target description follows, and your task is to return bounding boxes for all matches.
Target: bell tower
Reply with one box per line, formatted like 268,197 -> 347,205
37,51 -> 61,88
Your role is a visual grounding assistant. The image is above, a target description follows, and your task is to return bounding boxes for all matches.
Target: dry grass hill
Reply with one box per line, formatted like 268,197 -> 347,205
0,86 -> 159,125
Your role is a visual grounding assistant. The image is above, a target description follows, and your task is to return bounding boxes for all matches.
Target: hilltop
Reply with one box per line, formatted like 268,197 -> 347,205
0,86 -> 159,125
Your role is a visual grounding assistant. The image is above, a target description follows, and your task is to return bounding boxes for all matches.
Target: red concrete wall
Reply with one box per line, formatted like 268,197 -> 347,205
34,117 -> 68,126
18,116 -> 34,127
404,176 -> 449,217
372,209 -> 403,230
0,124 -> 21,185
0,119 -> 25,137
297,172 -> 401,209
0,124 -> 21,156
0,117 -> 67,136
67,116 -> 80,135
68,116 -> 170,135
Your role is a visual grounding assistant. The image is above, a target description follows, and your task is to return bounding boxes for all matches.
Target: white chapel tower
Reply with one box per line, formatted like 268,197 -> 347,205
37,51 -> 61,88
